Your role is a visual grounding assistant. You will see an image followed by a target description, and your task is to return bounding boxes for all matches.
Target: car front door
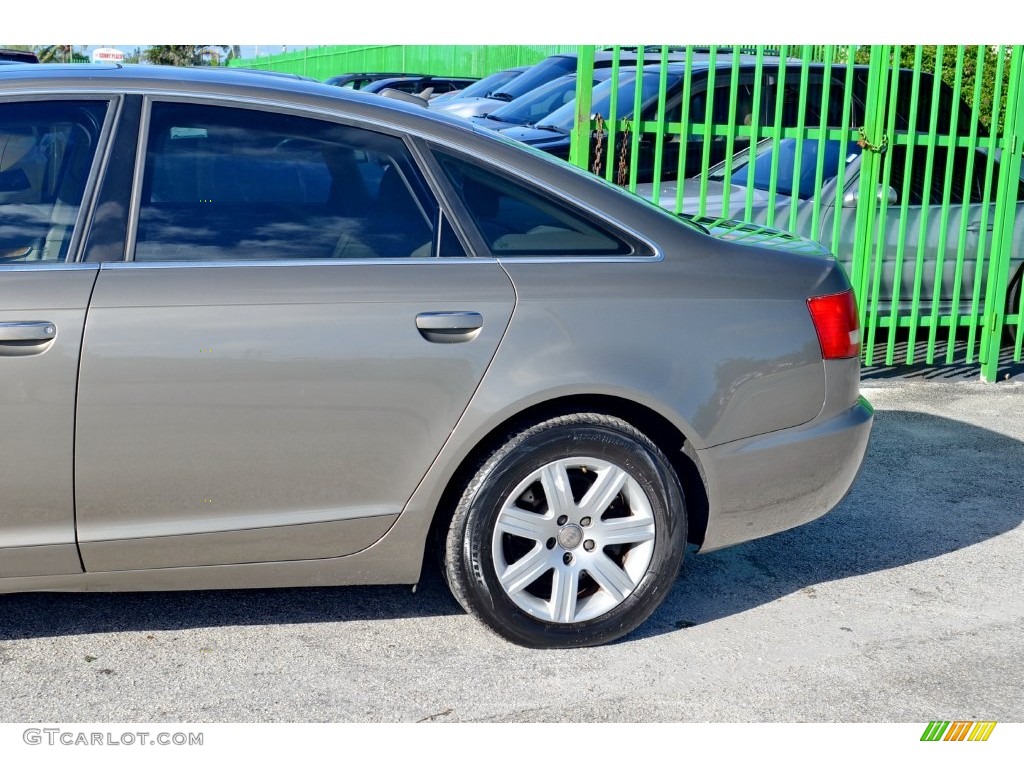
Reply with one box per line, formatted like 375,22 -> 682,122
73,99 -> 515,571
0,98 -> 112,577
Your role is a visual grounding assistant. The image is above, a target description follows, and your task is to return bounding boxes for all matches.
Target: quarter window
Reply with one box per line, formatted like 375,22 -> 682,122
0,100 -> 107,264
434,150 -> 635,257
135,102 -> 461,261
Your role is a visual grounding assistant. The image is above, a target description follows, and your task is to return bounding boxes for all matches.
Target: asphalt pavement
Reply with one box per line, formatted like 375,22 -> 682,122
1,377 -> 1021,723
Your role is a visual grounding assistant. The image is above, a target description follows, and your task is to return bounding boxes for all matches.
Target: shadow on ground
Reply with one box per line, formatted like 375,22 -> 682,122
1,409 -> 1020,645
633,408 -> 1024,641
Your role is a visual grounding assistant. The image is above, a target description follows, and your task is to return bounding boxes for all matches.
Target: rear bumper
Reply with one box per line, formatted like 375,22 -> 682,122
697,395 -> 874,552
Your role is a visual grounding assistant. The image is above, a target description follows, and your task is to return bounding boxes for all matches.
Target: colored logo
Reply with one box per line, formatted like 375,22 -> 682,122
921,721 -> 997,742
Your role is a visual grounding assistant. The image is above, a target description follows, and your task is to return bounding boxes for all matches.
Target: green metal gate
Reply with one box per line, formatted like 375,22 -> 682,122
569,45 -> 1024,381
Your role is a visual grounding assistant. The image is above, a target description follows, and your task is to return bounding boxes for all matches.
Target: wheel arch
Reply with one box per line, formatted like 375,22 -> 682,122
423,393 -> 710,578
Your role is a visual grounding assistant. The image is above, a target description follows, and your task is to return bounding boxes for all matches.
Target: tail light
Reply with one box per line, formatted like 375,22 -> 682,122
806,290 -> 861,359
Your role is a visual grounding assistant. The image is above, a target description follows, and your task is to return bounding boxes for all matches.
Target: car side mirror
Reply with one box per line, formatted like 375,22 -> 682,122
843,184 -> 898,208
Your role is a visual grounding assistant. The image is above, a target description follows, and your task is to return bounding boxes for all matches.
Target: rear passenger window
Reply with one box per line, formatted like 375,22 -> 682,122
135,102 -> 462,261
433,150 -> 635,257
0,100 -> 107,264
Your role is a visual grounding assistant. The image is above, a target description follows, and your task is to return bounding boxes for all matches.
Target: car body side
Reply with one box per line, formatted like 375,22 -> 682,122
0,66 -> 871,594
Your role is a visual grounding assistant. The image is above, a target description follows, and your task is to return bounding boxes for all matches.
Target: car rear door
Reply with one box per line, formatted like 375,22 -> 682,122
73,98 -> 515,571
0,97 -> 113,577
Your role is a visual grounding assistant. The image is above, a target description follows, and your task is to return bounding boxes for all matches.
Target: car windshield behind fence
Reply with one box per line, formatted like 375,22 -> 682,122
711,139 -> 861,200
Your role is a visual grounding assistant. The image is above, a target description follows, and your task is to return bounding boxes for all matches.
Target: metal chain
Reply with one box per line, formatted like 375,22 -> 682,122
591,114 -> 605,177
616,118 -> 632,186
856,127 -> 888,154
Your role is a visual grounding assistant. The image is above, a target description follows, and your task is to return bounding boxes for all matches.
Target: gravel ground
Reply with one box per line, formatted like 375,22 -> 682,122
1,378 -> 1021,723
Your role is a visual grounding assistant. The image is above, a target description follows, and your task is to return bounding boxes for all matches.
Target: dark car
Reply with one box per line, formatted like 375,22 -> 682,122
361,75 -> 479,99
430,66 -> 530,107
501,58 -> 980,183
0,64 -> 871,648
0,49 -> 39,64
468,71 -> 615,131
435,50 -> 685,119
324,72 -> 429,89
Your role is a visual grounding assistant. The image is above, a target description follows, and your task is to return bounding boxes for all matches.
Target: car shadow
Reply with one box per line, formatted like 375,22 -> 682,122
0,561 -> 463,641
631,408 -> 1024,641
1,409 -> 1019,645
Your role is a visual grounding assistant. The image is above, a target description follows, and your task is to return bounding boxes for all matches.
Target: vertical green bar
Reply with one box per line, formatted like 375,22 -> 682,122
742,46 -> 768,222
851,45 -> 890,365
605,46 -> 623,184
970,49 -> 1006,365
928,46 -> 965,361
827,47 -> 857,259
907,45 -> 944,363
866,51 -> 901,365
809,46 -> 835,239
719,48 -> 742,216
765,46 -> 789,227
627,51 -> 645,189
650,46 -> 671,202
569,45 -> 596,171
982,46 -> 1024,381
786,48 -> 812,234
673,46 -> 696,214
946,47 -> 988,362
884,46 -> 921,366
697,48 -> 718,217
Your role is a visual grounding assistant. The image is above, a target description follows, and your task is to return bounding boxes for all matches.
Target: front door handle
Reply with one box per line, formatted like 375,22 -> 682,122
966,221 -> 994,233
0,321 -> 57,343
415,312 -> 483,343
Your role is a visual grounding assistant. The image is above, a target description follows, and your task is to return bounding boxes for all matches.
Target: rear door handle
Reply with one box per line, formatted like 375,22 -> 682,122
415,312 -> 483,343
0,321 -> 57,343
966,221 -> 994,233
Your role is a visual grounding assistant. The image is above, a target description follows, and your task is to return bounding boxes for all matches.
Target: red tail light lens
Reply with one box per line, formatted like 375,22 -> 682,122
806,290 -> 861,359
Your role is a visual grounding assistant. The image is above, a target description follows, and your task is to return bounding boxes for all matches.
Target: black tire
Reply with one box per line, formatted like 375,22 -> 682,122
444,413 -> 686,649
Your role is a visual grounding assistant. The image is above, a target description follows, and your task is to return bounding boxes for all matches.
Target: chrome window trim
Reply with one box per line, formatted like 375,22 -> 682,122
127,94 -> 456,265
421,136 -> 665,264
0,263 -> 100,272
10,87 -> 663,266
98,257 -> 502,270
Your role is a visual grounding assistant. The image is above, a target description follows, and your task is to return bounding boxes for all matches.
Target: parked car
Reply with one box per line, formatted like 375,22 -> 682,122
638,137 -> 1024,317
0,49 -> 39,64
501,58 -> 980,183
435,50 -> 679,120
324,72 -> 429,89
0,64 -> 872,648
468,71 -> 614,131
361,75 -> 479,99
429,66 -> 530,107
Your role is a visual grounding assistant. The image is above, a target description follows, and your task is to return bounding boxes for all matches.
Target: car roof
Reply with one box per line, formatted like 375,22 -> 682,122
0,64 -> 485,133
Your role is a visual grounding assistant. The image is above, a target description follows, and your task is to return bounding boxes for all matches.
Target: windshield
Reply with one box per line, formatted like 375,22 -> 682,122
540,69 -> 681,133
453,68 -> 525,100
710,138 -> 862,199
487,75 -> 590,125
493,55 -> 578,101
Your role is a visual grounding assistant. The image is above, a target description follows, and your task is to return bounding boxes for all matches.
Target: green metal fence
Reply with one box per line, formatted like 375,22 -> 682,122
569,45 -> 1024,381
231,45 -> 578,80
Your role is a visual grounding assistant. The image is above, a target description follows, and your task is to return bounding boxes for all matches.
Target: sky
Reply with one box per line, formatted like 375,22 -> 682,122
7,0 -> 1017,49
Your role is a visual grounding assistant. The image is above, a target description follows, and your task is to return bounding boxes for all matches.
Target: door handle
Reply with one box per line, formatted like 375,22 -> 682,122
966,221 -> 994,233
0,321 -> 57,343
415,312 -> 483,343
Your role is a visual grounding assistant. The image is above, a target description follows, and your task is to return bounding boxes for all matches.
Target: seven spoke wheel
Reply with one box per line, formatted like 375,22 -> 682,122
445,413 -> 686,648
